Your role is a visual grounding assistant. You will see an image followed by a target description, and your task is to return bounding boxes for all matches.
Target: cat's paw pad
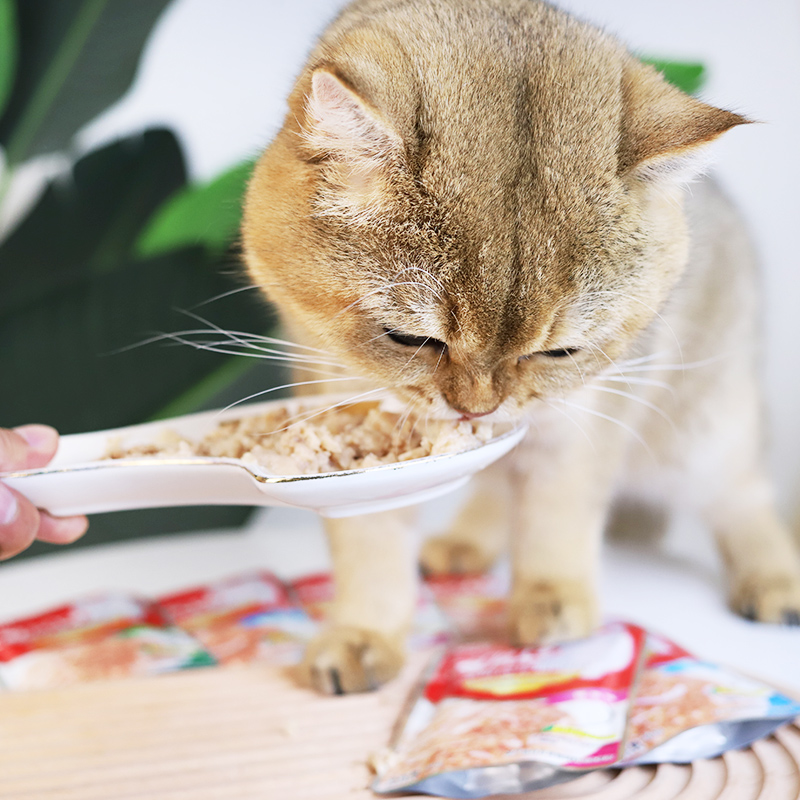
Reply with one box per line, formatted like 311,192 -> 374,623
419,536 -> 496,576
730,574 -> 800,625
302,626 -> 404,694
509,579 -> 598,645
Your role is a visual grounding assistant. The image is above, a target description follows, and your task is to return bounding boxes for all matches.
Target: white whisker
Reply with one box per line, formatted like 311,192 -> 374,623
333,281 -> 444,320
189,284 -> 262,309
586,384 -> 675,429
595,374 -> 675,394
256,387 -> 390,437
151,333 -> 347,375
540,399 -> 597,452
617,352 -> 735,374
553,398 -> 652,457
432,342 -> 446,376
565,349 -> 586,384
219,377 -> 368,415
402,338 -> 433,371
173,309 -> 345,366
198,328 -> 333,355
172,333 -> 344,367
584,289 -> 684,367
613,350 -> 673,369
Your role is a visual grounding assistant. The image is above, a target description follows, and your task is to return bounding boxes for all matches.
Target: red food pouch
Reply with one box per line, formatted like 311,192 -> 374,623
157,572 -> 316,666
0,593 -> 214,690
423,570 -> 509,641
622,630 -> 800,764
372,621 -> 646,796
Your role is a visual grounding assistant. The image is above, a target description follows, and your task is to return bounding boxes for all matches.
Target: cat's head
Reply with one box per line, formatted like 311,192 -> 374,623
242,0 -> 746,421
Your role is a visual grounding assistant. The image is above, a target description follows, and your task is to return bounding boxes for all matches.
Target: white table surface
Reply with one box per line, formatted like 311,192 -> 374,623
0,495 -> 797,694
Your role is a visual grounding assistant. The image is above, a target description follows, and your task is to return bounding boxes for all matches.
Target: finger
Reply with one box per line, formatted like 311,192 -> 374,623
0,425 -> 59,471
36,512 -> 89,545
0,483 -> 41,560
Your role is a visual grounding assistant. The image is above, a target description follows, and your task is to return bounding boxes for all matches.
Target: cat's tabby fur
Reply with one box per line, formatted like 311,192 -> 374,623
242,0 -> 800,693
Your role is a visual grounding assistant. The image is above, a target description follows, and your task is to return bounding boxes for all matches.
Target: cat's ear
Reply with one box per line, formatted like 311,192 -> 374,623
302,69 -> 403,163
618,58 -> 750,182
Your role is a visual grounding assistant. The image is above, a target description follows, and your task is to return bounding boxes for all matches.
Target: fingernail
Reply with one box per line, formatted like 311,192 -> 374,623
13,425 -> 58,455
0,483 -> 18,525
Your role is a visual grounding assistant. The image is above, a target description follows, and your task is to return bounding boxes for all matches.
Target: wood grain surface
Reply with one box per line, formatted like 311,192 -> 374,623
0,656 -> 798,800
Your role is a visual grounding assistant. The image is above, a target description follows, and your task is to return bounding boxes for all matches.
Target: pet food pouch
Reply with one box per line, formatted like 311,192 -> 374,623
157,572 -> 317,666
423,571 -> 509,642
372,621 -> 646,797
622,631 -> 800,764
0,593 -> 214,690
289,572 -> 334,621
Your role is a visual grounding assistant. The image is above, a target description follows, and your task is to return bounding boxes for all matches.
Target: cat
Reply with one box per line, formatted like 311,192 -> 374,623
241,0 -> 800,694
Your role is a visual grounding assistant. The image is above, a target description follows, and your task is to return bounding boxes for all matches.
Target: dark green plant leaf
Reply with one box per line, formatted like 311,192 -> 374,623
0,0 -> 171,166
642,58 -> 706,96
0,127 -> 185,318
148,354 -> 260,421
0,246 -> 278,434
0,0 -> 17,119
136,159 -> 255,258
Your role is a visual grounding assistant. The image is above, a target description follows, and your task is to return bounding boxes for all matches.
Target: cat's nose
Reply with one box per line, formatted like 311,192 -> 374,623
454,406 -> 499,421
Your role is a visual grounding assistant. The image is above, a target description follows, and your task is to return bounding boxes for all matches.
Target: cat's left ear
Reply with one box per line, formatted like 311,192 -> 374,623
301,69 -> 404,163
618,57 -> 751,182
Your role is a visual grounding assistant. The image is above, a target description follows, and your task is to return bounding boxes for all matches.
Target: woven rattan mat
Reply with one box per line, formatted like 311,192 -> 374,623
0,653 -> 798,800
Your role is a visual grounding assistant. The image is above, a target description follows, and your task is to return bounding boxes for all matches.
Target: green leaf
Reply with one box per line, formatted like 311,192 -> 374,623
0,247 -> 279,434
147,355 -> 260,421
0,127 -> 186,318
136,159 -> 255,258
0,125 -> 279,434
642,58 -> 706,96
0,0 -> 17,119
0,0 -> 171,166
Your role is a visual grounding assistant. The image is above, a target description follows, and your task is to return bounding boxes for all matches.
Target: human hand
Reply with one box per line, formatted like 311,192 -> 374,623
0,425 -> 88,560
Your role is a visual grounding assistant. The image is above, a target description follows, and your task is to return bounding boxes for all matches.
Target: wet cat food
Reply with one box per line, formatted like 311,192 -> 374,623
106,400 -> 494,475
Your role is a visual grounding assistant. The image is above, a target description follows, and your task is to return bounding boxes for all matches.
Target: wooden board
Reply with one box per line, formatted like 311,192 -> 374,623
0,657 -> 798,800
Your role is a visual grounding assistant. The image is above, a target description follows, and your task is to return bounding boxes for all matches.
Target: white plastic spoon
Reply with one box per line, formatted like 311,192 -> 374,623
0,396 -> 527,518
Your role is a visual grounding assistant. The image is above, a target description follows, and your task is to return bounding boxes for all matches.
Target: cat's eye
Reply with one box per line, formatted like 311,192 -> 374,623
541,348 -> 580,358
519,347 -> 580,363
384,328 -> 446,350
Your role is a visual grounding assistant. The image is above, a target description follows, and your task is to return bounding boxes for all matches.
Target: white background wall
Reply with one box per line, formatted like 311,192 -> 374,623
78,0 -> 800,517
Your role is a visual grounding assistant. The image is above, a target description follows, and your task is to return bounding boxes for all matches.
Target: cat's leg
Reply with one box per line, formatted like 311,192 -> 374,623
704,471 -> 800,624
671,351 -> 800,624
508,431 -> 621,645
302,509 -> 417,693
419,458 -> 512,575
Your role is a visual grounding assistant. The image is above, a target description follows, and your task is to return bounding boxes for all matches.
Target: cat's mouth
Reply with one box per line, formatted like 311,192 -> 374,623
456,408 -> 498,422
403,390 -> 522,426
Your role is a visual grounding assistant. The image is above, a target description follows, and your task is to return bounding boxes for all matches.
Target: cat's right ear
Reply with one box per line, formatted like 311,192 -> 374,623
300,69 -> 403,163
618,58 -> 750,184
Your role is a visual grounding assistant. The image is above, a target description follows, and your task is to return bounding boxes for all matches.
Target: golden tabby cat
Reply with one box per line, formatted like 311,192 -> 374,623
241,0 -> 800,693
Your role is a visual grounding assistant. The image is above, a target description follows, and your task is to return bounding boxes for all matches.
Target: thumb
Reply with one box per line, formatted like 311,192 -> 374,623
0,425 -> 60,471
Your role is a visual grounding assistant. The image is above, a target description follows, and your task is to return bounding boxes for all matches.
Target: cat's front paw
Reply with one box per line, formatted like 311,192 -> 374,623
419,535 -> 496,576
302,625 -> 405,694
729,573 -> 800,625
509,579 -> 598,645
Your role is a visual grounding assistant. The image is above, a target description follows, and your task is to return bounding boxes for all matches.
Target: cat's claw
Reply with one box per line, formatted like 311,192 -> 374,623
302,626 -> 404,694
419,536 -> 497,576
729,574 -> 800,626
509,579 -> 598,645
